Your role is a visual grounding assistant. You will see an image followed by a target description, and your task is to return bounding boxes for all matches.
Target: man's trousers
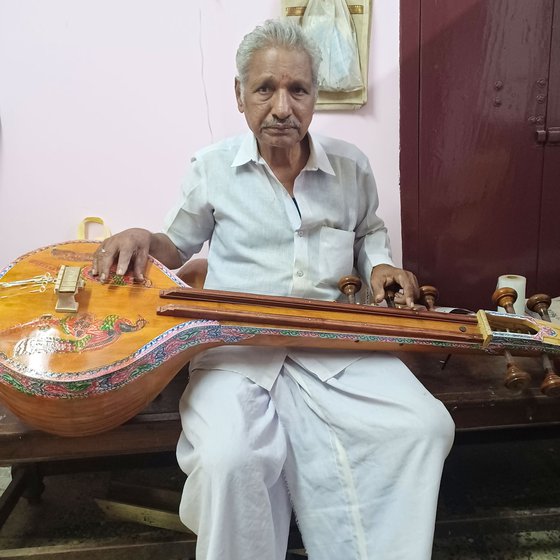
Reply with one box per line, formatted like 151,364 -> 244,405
176,353 -> 455,560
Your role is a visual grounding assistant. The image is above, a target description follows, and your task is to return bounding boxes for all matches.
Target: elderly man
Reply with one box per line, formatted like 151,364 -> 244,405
93,18 -> 454,560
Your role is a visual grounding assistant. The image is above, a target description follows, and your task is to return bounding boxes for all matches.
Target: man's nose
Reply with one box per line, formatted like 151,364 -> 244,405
272,89 -> 292,119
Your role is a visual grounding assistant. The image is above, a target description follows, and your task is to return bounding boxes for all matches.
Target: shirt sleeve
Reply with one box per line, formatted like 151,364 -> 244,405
354,156 -> 395,288
162,156 -> 215,264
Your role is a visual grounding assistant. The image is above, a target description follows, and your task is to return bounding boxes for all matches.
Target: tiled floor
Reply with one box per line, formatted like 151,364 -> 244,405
431,434 -> 560,559
1,436 -> 560,559
433,532 -> 560,560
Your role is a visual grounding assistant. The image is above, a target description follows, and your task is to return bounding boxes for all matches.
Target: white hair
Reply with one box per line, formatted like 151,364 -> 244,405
236,19 -> 321,93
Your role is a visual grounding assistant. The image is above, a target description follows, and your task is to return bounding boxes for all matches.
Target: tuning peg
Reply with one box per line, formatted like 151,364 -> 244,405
419,285 -> 438,311
492,287 -> 518,314
338,275 -> 362,304
526,293 -> 560,397
491,287 -> 532,392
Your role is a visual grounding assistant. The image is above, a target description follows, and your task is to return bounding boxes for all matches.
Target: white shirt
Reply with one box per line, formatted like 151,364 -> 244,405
163,132 -> 395,390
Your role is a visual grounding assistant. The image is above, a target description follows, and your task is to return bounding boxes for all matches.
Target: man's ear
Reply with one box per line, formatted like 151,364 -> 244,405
234,78 -> 244,113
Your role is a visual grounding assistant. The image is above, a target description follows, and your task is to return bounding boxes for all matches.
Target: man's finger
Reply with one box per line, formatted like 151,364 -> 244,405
397,273 -> 419,308
95,246 -> 117,283
132,249 -> 149,281
115,248 -> 135,277
370,277 -> 390,303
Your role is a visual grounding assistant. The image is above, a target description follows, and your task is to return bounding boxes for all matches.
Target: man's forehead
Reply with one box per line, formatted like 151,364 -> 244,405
247,47 -> 313,81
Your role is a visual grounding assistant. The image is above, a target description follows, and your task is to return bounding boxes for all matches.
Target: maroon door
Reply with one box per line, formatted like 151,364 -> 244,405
400,0 -> 559,311
538,3 -> 560,297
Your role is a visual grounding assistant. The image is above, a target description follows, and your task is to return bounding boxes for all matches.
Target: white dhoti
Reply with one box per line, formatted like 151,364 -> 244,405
176,353 -> 455,560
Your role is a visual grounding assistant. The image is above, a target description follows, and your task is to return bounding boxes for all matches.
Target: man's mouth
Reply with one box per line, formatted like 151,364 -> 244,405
264,124 -> 297,131
263,120 -> 299,129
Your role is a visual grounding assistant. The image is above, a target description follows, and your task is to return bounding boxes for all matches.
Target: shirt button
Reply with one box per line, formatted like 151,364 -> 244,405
296,270 -> 304,277
296,230 -> 304,237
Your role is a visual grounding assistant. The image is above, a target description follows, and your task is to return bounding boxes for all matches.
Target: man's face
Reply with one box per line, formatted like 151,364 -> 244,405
235,47 -> 316,153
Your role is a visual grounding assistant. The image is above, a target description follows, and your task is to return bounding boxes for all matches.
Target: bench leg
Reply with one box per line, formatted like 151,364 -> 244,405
0,468 -> 28,529
0,464 -> 46,530
18,464 -> 45,504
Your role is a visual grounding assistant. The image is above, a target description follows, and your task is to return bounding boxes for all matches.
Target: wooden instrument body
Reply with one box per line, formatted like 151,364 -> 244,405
1,242 -> 559,437
0,241 -> 196,436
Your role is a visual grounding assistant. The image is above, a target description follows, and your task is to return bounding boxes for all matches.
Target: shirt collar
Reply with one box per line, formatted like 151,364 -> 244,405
231,132 -> 336,176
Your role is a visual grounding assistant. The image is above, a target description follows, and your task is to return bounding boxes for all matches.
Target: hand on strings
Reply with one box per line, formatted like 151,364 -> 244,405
91,228 -> 154,283
370,264 -> 419,308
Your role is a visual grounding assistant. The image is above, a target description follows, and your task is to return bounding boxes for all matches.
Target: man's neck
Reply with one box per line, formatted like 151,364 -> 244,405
258,137 -> 310,196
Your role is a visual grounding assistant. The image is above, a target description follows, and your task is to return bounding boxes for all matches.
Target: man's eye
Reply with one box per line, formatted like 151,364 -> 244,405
257,86 -> 272,94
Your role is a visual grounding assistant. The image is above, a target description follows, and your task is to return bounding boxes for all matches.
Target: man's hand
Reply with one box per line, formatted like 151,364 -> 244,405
370,264 -> 419,308
91,228 -> 154,283
92,228 -> 184,284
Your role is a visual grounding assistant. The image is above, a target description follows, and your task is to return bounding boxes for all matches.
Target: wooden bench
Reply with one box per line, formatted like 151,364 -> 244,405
1,352 -> 560,558
0,367 -> 193,559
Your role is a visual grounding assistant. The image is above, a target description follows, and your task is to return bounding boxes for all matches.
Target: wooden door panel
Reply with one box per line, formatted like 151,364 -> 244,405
539,147 -> 560,297
403,0 -> 554,310
537,2 -> 560,296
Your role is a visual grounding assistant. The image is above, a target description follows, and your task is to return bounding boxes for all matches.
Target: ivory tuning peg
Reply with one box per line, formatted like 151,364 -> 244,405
338,275 -> 362,304
490,287 -> 532,392
419,285 -> 438,311
526,293 -> 560,397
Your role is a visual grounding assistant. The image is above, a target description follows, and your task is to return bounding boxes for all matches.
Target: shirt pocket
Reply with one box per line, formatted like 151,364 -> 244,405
317,226 -> 356,290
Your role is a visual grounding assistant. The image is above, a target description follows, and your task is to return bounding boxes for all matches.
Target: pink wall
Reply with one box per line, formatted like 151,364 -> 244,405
0,0 -> 401,268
